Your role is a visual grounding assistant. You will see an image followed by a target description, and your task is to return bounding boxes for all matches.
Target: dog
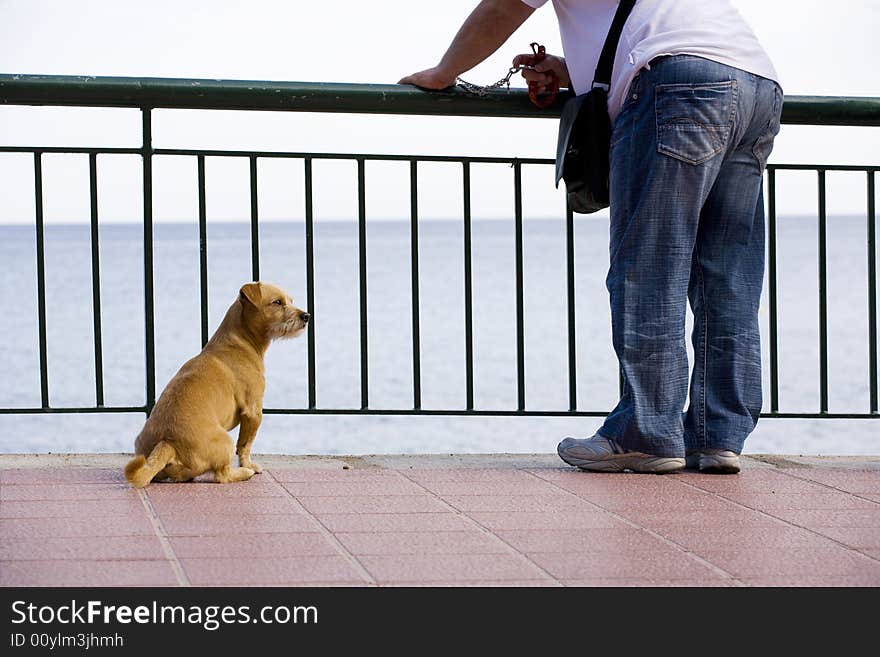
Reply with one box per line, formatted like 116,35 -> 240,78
124,282 -> 309,487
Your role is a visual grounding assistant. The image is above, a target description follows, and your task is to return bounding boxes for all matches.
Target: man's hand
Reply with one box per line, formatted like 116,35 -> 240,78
513,52 -> 571,93
398,66 -> 457,90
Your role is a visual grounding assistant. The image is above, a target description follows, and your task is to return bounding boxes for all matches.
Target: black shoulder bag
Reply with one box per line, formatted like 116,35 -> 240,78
555,0 -> 636,214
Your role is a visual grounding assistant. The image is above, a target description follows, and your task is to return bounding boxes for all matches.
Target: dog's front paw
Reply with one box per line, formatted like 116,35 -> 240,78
241,460 -> 263,474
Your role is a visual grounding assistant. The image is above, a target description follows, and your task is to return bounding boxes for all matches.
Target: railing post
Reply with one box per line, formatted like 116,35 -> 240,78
304,157 -> 317,409
142,108 -> 156,415
818,169 -> 828,413
768,167 -> 780,413
33,152 -> 49,409
868,170 -> 878,413
88,153 -> 105,407
409,160 -> 421,410
513,160 -> 525,411
197,155 -> 209,347
462,162 -> 475,411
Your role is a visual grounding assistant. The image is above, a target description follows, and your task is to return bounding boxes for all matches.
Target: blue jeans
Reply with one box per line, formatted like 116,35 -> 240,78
598,55 -> 783,458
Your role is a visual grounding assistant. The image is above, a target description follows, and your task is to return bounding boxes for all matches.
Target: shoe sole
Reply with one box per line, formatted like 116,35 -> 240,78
557,448 -> 685,474
685,452 -> 741,474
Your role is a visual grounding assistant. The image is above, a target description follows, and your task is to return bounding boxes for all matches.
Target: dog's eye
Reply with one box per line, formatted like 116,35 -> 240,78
272,299 -> 283,306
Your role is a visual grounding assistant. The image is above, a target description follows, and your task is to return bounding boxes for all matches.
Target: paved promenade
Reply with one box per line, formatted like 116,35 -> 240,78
2,453 -> 879,587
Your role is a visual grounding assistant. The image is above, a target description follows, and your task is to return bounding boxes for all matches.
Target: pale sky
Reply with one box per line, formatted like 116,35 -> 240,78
0,0 -> 877,223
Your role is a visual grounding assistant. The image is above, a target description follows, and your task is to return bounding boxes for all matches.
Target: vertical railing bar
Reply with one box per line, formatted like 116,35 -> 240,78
33,152 -> 49,409
409,159 -> 422,409
88,153 -> 105,406
358,158 -> 369,409
768,167 -> 780,413
462,162 -> 475,410
197,155 -> 209,348
565,202 -> 577,411
818,169 -> 829,414
867,170 -> 878,413
249,155 -> 260,282
141,109 -> 156,414
513,160 -> 525,411
304,157 -> 317,409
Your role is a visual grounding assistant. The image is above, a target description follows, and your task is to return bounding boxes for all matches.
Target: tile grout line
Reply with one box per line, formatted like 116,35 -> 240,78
525,470 -> 744,586
774,469 -> 880,506
670,474 -> 880,565
392,470 -> 562,587
267,470 -> 378,587
136,488 -> 191,587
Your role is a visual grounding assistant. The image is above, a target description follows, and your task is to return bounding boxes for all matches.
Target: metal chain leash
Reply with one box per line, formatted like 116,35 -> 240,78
456,65 -> 536,97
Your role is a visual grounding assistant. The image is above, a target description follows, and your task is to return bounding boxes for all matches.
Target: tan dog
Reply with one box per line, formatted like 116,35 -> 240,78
124,282 -> 309,487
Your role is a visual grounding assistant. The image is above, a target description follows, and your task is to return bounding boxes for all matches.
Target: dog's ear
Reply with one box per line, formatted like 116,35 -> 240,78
239,282 -> 262,308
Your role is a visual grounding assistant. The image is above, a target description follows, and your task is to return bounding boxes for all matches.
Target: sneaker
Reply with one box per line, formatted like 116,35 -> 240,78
685,449 -> 741,474
557,435 -> 685,474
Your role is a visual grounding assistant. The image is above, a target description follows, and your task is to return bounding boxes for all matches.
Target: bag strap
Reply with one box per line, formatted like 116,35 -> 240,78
592,0 -> 637,88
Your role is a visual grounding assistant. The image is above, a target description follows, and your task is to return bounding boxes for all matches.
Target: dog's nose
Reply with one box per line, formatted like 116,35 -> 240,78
300,311 -> 311,323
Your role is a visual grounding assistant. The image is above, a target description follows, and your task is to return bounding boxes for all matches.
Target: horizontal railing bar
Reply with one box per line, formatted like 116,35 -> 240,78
2,76 -> 879,125
0,407 -> 148,414
767,164 -> 880,172
3,148 -> 878,173
2,405 -> 878,419
0,147 -> 142,155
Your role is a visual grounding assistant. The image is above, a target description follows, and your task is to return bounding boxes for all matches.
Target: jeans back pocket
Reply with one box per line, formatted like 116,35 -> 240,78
655,81 -> 737,165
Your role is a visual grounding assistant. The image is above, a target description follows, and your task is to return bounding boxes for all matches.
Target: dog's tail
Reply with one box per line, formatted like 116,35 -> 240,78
124,440 -> 176,488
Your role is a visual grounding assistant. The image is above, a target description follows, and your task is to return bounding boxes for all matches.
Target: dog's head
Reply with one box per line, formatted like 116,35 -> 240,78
239,282 -> 310,341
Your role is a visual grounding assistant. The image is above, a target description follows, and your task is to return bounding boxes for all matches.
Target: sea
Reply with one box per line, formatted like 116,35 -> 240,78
0,216 -> 877,456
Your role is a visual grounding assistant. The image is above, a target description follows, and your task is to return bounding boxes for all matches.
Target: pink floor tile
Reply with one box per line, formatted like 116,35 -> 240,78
573,492 -> 738,513
652,525 -> 839,551
618,508 -> 781,528
157,512 -> 317,536
402,469 -> 541,483
695,547 -> 880,578
0,559 -> 179,586
147,495 -> 302,516
0,499 -> 147,518
808,526 -> 880,548
677,473 -> 827,494
467,511 -> 625,531
785,471 -> 880,493
527,549 -> 723,581
495,528 -> 670,553
414,480 -> 560,496
739,574 -> 880,587
359,553 -> 550,583
0,516 -> 156,538
281,480 -> 426,496
298,495 -> 449,515
766,509 -> 880,527
1,536 -> 166,561
180,556 -> 366,585
317,513 -> 474,533
334,531 -> 508,556
169,534 -> 339,558
718,492 -> 878,511
563,578 -> 735,587
269,469 -> 400,482
0,483 -> 137,501
0,468 -> 125,485
441,494 -> 591,513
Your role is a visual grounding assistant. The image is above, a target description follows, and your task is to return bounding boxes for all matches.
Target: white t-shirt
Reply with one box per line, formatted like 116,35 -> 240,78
520,0 -> 780,123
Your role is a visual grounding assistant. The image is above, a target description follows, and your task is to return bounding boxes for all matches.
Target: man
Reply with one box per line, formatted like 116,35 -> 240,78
401,0 -> 782,474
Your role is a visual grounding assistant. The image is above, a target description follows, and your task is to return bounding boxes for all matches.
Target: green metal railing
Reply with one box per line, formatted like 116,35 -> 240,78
0,74 -> 878,420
